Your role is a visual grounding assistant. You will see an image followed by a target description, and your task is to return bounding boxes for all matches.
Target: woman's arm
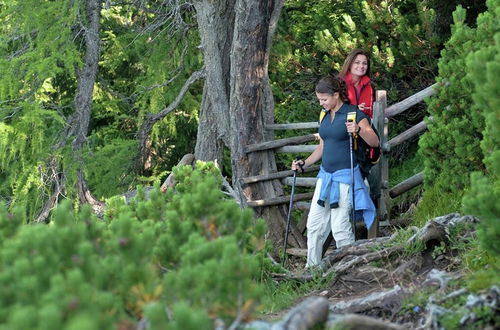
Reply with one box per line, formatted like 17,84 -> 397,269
291,138 -> 324,171
346,118 -> 379,147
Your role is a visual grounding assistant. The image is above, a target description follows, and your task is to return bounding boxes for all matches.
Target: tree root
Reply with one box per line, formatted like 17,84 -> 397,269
263,214 -> 481,330
330,285 -> 409,314
272,213 -> 479,282
327,313 -> 409,330
242,296 -> 329,330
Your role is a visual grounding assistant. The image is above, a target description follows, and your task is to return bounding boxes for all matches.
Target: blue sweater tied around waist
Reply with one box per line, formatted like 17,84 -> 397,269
316,165 -> 376,229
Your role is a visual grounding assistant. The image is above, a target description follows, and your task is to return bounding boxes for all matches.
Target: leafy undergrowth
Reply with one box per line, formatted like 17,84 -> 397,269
0,163 -> 272,329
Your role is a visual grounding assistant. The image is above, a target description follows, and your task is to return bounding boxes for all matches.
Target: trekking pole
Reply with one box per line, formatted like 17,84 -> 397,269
282,166 -> 298,267
347,112 -> 357,240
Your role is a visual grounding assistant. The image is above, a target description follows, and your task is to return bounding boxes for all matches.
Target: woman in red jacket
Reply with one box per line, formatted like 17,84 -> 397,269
339,49 -> 373,118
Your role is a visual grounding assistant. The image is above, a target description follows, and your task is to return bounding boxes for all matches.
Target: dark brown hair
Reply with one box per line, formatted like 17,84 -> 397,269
339,49 -> 371,78
315,75 -> 350,104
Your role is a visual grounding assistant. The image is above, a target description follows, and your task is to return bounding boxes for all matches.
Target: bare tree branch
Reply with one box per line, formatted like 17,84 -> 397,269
137,68 -> 205,168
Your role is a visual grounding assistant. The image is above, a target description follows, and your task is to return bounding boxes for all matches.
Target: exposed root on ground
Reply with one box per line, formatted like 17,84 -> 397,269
256,213 -> 486,330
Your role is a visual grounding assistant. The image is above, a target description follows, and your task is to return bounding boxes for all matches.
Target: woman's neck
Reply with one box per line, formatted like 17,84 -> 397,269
351,74 -> 361,86
331,101 -> 344,113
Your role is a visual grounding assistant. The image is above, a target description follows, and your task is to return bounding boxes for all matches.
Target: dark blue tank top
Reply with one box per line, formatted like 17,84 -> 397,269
319,104 -> 368,173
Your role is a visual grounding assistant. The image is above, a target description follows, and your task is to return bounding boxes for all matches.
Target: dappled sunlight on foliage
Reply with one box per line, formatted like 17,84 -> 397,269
0,163 -> 269,328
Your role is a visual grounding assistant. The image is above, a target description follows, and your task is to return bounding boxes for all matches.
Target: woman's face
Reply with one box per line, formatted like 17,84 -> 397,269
316,92 -> 339,111
350,54 -> 368,77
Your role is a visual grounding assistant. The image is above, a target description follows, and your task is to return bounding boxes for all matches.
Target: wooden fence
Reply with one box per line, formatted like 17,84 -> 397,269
242,83 -> 438,238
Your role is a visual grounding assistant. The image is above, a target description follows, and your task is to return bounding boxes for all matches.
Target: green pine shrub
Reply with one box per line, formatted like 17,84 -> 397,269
419,1 -> 499,239
418,0 -> 499,295
418,1 -> 499,226
419,5 -> 485,193
0,162 -> 268,329
462,0 -> 500,257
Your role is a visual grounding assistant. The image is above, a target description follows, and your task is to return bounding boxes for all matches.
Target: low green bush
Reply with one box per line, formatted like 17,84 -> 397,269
0,162 -> 268,329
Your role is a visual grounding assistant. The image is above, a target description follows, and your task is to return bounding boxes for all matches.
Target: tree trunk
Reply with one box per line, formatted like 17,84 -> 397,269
71,0 -> 104,214
35,0 -> 104,222
194,0 -> 305,249
193,0 -> 234,163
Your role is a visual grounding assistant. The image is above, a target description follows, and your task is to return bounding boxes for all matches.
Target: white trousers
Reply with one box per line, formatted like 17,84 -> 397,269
306,178 -> 354,268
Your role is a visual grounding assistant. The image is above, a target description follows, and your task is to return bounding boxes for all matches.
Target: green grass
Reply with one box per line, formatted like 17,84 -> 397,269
412,183 -> 464,227
259,274 -> 332,318
461,238 -> 500,292
385,227 -> 425,257
389,153 -> 424,187
388,154 -> 424,222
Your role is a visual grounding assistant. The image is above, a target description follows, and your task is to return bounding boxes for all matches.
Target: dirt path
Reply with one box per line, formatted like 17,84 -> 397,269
251,214 -> 498,329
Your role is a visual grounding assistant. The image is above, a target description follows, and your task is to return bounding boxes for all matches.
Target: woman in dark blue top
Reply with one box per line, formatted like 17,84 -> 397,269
291,75 -> 379,268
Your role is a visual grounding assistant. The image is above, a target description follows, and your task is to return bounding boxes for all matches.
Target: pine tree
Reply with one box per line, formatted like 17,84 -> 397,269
0,1 -> 203,217
462,0 -> 500,256
419,5 -> 485,192
0,0 -> 81,216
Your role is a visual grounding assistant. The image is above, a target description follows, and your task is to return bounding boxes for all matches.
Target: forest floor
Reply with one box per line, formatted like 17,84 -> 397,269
255,213 -> 499,329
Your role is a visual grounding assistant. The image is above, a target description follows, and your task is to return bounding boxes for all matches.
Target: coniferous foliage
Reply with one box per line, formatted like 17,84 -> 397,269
0,163 -> 268,328
0,0 -> 80,215
419,0 -> 499,256
0,1 -> 203,217
419,3 -> 495,192
461,0 -> 500,257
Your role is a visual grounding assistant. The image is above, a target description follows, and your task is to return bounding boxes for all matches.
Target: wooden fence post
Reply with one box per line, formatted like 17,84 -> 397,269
369,91 -> 388,238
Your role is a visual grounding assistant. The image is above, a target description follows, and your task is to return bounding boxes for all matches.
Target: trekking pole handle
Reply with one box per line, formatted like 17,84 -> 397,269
347,111 -> 358,138
293,158 -> 305,173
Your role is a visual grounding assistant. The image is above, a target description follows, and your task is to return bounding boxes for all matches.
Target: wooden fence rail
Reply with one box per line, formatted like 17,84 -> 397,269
265,122 -> 319,130
384,119 -> 427,151
276,145 -> 317,153
246,133 -> 319,153
385,83 -> 437,118
389,172 -> 424,198
247,192 -> 314,207
282,177 -> 317,187
241,165 -> 320,184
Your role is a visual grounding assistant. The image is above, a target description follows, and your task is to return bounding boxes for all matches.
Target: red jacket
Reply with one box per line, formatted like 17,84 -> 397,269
343,73 -> 373,118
